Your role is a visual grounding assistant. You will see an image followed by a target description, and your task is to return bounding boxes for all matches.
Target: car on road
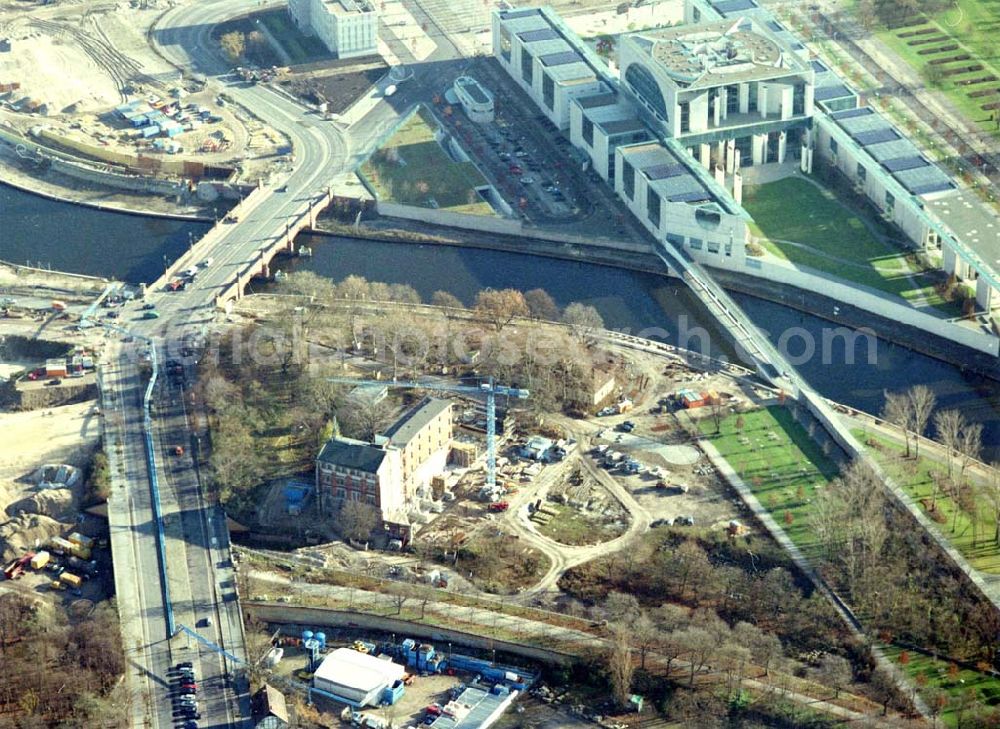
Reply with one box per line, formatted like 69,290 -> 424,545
46,378 -> 62,387
277,184 -> 288,192
615,421 -> 635,433
141,303 -> 156,310
198,616 -> 212,627
105,310 -> 119,319
142,311 -> 161,319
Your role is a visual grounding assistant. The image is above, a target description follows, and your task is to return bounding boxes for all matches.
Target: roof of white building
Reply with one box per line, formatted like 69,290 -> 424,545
314,648 -> 406,693
383,397 -> 452,449
625,16 -> 808,88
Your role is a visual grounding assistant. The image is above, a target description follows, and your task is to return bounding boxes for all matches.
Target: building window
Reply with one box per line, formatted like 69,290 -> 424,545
624,64 -> 668,121
679,102 -> 690,133
582,117 -> 594,147
748,83 -> 758,113
666,233 -> 684,248
693,6 -> 700,21
829,137 -> 838,155
366,494 -> 376,505
337,488 -> 346,500
857,164 -> 867,183
622,159 -> 636,200
885,191 -> 895,212
725,241 -> 733,256
726,85 -> 739,115
499,28 -> 512,61
647,188 -> 661,228
542,74 -> 555,111
521,48 -> 533,85
689,237 -> 703,250
793,83 -> 805,116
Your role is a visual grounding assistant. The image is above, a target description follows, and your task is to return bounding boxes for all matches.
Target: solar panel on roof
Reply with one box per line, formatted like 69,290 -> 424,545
643,163 -> 686,180
906,180 -> 955,196
811,60 -> 829,73
791,42 -> 804,50
540,51 -> 583,66
518,28 -> 559,42
831,107 -> 872,120
881,156 -> 929,173
814,84 -> 852,101
854,128 -> 899,146
668,191 -> 711,203
711,0 -> 756,12
500,8 -> 539,19
766,20 -> 783,31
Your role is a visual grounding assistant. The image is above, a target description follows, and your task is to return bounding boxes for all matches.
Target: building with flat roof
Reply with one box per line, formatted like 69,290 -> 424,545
312,648 -> 406,707
453,76 -> 495,123
617,15 -> 814,163
288,0 -> 377,59
492,7 -> 612,130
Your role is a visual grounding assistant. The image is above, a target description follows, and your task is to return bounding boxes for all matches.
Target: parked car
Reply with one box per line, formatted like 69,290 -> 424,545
46,378 -> 62,387
519,176 -> 535,185
141,303 -> 156,310
142,311 -> 160,319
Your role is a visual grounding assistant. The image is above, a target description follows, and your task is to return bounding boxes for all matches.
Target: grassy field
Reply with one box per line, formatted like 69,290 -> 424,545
867,0 -> 1000,137
743,177 -> 955,311
360,107 -> 496,215
883,645 -> 1000,727
536,504 -> 627,546
698,406 -> 840,553
855,428 -> 1000,574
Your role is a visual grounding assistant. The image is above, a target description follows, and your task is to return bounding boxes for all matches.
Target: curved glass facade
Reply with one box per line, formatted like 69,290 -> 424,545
624,63 -> 667,121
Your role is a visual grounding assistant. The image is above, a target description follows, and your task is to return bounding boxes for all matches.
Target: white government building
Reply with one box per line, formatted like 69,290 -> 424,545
288,0 -> 378,59
492,0 -> 1000,315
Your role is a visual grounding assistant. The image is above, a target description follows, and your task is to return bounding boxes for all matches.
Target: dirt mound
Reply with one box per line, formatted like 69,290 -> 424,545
7,488 -> 78,523
0,513 -> 63,562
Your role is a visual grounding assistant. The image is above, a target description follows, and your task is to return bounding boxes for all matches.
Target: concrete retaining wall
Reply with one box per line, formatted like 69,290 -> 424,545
707,254 -> 1000,356
377,201 -> 521,235
245,603 -> 575,666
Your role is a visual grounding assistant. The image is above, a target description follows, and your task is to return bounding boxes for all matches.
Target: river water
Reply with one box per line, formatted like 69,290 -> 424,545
5,183 -> 1000,455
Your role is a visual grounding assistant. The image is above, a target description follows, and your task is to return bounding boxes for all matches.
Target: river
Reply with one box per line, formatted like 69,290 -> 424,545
5,182 -> 1000,456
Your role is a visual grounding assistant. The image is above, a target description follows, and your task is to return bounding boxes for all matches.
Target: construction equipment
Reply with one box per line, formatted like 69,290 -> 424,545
325,377 -> 529,491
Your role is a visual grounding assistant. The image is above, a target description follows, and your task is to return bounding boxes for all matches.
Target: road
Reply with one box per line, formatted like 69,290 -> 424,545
95,0 -> 476,726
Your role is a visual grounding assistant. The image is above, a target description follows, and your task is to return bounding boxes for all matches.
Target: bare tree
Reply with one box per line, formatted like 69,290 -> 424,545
431,291 -> 464,310
934,409 -> 963,479
338,391 -> 392,442
633,612 -> 657,670
474,288 -> 529,333
562,302 -> 605,345
338,500 -> 379,543
958,421 -> 982,482
883,390 -> 913,458
908,385 -> 936,459
606,625 -> 635,709
220,31 -> 245,61
524,288 -> 560,321
603,591 -> 641,623
676,626 -> 715,687
815,654 -> 852,698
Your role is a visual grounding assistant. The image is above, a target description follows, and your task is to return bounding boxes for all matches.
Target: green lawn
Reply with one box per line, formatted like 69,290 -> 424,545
883,645 -> 1000,727
360,107 -> 496,216
742,177 -> 956,312
699,406 -> 840,553
537,504 -> 627,546
866,0 -> 1000,137
854,429 -> 1000,574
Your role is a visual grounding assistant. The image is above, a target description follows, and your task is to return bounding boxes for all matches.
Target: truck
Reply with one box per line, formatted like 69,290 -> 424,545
60,572 -> 83,588
3,553 -> 34,580
68,533 -> 94,550
30,551 -> 50,570
488,501 -> 509,512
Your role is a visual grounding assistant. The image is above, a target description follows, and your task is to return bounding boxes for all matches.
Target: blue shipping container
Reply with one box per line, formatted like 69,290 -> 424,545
141,125 -> 160,138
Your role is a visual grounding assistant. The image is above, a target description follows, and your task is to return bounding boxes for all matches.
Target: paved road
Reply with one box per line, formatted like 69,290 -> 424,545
96,1 -> 476,726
